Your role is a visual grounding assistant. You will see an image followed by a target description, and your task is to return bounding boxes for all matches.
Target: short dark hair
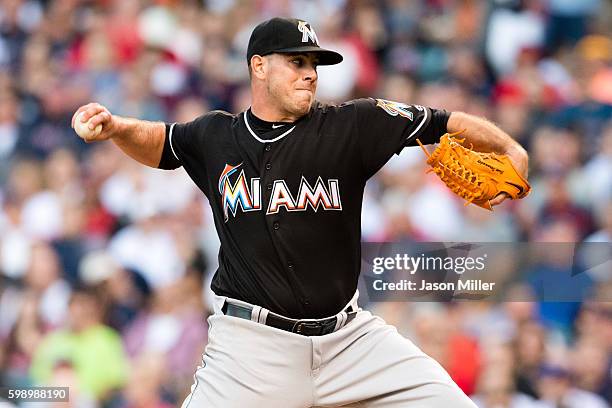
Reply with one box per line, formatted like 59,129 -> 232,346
69,283 -> 105,306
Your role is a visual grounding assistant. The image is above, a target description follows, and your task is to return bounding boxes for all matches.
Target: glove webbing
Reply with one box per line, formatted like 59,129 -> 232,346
416,131 -> 490,208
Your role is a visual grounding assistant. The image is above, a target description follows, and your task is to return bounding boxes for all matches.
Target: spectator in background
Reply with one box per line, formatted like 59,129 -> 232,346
29,285 -> 128,402
583,123 -> 612,214
526,220 -> 595,339
44,148 -> 87,283
484,0 -> 545,77
1,292 -> 45,388
472,366 -> 542,408
570,337 -> 612,402
537,363 -> 609,408
576,293 -> 612,341
514,321 -> 547,399
550,37 -> 612,152
3,158 -> 44,217
473,341 -> 537,408
458,204 -> 519,242
44,362 -> 98,408
78,142 -> 123,247
0,242 -> 73,331
78,250 -> 151,333
411,304 -> 482,396
310,12 -> 360,102
108,353 -> 174,408
344,3 -> 384,95
577,35 -> 612,106
0,91 -> 19,182
108,209 -> 185,289
545,0 -> 602,52
122,273 -> 207,396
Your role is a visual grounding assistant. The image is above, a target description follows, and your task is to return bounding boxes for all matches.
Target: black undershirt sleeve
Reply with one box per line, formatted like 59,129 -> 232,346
158,124 -> 182,170
405,109 -> 451,147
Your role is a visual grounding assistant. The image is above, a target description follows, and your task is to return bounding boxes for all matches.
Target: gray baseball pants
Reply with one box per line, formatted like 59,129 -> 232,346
181,291 -> 477,407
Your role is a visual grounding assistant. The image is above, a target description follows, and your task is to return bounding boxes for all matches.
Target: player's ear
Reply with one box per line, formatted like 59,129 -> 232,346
250,55 -> 267,80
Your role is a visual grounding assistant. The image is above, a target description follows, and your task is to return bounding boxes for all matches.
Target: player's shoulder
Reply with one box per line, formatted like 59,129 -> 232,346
180,109 -> 238,130
197,109 -> 237,123
312,98 -> 375,113
309,98 -> 376,121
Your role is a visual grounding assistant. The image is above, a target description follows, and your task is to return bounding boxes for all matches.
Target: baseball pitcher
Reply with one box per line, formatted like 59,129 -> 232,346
72,17 -> 529,408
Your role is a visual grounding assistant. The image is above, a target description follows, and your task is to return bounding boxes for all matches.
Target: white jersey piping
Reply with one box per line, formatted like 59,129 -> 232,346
406,106 -> 429,142
168,123 -> 180,161
243,112 -> 296,143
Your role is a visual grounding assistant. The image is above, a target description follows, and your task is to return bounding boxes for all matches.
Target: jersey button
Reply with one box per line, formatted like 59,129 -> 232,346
265,163 -> 271,170
266,183 -> 272,191
288,263 -> 294,269
273,222 -> 280,230
265,145 -> 271,152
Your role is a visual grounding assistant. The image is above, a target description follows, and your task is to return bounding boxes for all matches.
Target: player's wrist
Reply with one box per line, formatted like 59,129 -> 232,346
505,143 -> 527,157
107,116 -> 136,141
504,143 -> 529,176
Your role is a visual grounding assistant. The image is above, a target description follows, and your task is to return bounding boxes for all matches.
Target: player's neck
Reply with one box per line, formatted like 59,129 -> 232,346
251,102 -> 300,123
250,107 -> 298,123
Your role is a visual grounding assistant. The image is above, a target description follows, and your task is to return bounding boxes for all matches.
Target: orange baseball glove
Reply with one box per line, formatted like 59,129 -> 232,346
417,131 -> 530,211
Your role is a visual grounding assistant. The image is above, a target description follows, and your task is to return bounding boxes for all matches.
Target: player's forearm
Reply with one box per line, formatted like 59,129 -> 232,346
447,112 -> 525,156
447,111 -> 528,175
109,117 -> 166,168
72,103 -> 167,168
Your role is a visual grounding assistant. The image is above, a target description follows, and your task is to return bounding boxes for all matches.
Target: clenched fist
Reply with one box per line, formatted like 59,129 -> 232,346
71,103 -> 115,142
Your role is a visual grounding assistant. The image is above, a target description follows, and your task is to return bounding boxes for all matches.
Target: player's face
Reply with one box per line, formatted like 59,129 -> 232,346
266,53 -> 319,117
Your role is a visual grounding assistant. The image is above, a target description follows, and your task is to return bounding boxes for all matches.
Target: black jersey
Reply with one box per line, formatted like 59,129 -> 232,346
159,98 -> 449,318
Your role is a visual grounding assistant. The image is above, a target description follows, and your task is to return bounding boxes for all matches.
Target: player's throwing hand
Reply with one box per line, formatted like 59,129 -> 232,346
71,102 -> 115,142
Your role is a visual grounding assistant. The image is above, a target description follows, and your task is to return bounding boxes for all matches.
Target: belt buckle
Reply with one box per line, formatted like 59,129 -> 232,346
293,320 -> 324,336
292,318 -> 338,336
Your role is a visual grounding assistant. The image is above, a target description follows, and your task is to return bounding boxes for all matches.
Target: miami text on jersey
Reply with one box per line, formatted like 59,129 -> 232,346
218,163 -> 342,221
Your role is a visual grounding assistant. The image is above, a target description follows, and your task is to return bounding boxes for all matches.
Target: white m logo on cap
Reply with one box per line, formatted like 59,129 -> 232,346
297,21 -> 319,45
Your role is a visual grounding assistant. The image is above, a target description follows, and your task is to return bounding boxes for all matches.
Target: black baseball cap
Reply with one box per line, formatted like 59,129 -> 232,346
247,17 -> 343,66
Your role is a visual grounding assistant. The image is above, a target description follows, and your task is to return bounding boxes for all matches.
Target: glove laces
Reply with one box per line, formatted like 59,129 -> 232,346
417,131 -> 490,208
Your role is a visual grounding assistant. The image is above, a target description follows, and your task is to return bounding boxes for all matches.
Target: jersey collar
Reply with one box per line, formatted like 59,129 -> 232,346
243,110 -> 297,144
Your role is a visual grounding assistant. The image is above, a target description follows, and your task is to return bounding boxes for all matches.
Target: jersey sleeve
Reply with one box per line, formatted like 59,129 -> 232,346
353,98 -> 450,177
157,113 -> 215,170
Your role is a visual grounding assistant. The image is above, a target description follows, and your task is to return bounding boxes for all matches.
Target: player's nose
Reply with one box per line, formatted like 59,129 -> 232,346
303,64 -> 317,82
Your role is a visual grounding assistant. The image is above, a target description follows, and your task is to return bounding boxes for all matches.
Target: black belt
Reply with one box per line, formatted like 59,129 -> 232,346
221,302 -> 357,336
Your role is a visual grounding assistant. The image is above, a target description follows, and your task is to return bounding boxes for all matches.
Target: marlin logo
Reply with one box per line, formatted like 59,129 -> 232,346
218,163 -> 261,222
375,99 -> 416,120
297,21 -> 319,45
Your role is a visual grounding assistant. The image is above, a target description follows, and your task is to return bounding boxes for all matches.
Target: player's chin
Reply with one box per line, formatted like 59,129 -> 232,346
292,95 -> 313,114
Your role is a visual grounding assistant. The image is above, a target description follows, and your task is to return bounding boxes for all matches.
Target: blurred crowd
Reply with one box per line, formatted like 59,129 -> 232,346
0,0 -> 610,407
